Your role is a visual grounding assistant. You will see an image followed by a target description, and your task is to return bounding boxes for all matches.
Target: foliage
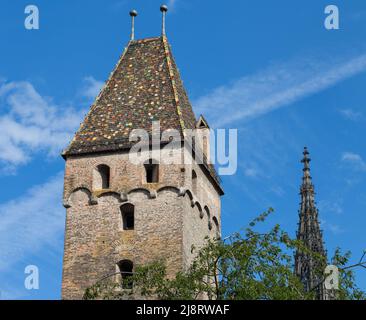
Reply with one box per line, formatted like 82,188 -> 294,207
83,209 -> 365,300
330,248 -> 366,300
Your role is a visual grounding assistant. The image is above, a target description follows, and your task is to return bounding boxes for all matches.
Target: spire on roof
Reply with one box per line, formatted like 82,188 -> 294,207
129,9 -> 138,41
160,4 -> 168,37
301,147 -> 312,185
61,14 -> 223,194
295,147 -> 328,300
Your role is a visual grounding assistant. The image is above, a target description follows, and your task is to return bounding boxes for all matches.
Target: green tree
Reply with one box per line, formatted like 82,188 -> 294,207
83,209 -> 365,300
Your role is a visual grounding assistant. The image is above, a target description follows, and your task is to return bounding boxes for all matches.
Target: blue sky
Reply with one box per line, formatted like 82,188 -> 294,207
0,0 -> 366,299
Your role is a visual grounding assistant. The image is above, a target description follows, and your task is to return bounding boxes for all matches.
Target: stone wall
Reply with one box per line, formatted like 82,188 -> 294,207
61,146 -> 221,299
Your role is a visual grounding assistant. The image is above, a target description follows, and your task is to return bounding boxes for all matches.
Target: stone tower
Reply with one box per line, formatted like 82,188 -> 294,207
294,147 -> 327,300
61,8 -> 223,299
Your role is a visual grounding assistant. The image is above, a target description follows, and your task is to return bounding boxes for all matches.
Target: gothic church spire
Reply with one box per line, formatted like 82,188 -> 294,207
295,147 -> 327,299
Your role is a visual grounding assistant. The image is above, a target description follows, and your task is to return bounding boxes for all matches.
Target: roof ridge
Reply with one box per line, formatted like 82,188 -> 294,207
161,36 -> 186,135
131,36 -> 161,43
62,41 -> 132,156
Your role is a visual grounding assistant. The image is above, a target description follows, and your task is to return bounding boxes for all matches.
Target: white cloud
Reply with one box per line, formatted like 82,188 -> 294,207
0,80 -> 86,169
321,219 -> 345,235
270,185 -> 286,197
327,223 -> 345,235
244,167 -> 259,178
318,200 -> 343,215
194,54 -> 366,127
342,152 -> 366,171
0,173 -> 64,272
339,108 -> 362,121
168,0 -> 178,11
80,76 -> 104,100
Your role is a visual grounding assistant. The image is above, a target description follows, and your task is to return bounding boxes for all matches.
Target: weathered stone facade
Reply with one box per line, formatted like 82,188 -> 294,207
61,33 -> 223,299
62,142 -> 222,299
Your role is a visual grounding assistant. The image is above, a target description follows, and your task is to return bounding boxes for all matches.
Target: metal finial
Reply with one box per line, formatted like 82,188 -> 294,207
129,10 -> 138,41
160,5 -> 168,36
160,4 -> 168,12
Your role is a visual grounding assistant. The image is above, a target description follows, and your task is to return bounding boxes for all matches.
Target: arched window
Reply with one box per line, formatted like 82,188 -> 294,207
144,159 -> 159,183
117,260 -> 133,289
192,170 -> 197,194
93,164 -> 110,190
121,204 -> 134,230
212,216 -> 220,239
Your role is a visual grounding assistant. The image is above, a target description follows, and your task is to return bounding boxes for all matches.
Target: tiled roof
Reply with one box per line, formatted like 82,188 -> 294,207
63,36 -> 196,156
63,36 -> 223,194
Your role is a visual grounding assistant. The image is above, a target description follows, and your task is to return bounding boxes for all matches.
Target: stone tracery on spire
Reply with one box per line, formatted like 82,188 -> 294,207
295,147 -> 328,300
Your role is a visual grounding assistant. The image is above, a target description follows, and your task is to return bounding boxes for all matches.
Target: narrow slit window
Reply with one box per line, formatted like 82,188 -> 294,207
94,164 -> 110,190
205,206 -> 211,230
212,216 -> 220,239
144,159 -> 159,183
192,170 -> 197,194
117,260 -> 133,289
121,204 -> 134,230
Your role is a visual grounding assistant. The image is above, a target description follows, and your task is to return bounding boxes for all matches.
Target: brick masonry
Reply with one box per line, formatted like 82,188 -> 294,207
61,146 -> 221,299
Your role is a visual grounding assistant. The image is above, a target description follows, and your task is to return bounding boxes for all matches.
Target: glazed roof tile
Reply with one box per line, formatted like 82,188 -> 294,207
63,36 -> 196,156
